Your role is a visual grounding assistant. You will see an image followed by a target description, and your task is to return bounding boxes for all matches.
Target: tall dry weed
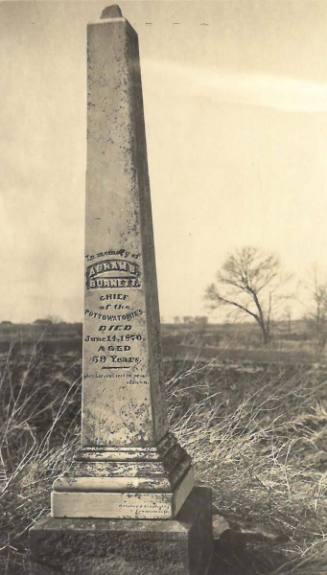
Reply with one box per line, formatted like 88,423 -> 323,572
166,358 -> 327,574
0,345 -> 81,572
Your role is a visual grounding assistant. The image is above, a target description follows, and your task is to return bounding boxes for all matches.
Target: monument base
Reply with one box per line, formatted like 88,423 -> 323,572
51,433 -> 194,519
29,486 -> 212,575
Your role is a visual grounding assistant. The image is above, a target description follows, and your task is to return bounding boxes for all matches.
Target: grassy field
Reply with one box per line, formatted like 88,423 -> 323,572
0,339 -> 326,574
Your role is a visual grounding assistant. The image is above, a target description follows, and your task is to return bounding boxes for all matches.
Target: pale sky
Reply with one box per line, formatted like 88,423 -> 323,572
1,0 -> 327,322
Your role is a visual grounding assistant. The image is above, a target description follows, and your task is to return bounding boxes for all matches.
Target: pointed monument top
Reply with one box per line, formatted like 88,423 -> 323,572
100,5 -> 123,19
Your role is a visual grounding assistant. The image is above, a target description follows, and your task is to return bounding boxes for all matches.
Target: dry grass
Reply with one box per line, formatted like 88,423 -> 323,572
0,346 -> 326,574
166,358 -> 327,574
0,345 -> 81,573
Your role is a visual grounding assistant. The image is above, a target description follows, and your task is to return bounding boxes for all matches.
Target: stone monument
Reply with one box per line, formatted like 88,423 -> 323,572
29,5 -> 213,574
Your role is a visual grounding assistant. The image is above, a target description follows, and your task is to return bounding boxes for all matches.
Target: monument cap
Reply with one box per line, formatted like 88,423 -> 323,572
101,4 -> 123,19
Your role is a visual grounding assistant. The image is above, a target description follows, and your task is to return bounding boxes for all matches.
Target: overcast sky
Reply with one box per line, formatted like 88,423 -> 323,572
1,0 -> 327,322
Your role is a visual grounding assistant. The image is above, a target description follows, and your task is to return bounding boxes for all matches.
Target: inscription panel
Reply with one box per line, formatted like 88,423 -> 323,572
84,249 -> 148,386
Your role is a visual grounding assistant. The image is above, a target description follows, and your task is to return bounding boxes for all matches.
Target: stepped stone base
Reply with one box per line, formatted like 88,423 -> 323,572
51,433 -> 194,519
29,486 -> 213,575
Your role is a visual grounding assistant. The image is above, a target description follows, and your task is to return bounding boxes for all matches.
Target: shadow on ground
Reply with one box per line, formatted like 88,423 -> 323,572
210,530 -> 286,575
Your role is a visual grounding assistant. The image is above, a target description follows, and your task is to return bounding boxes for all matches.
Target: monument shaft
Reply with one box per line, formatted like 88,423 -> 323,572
83,17 -> 166,447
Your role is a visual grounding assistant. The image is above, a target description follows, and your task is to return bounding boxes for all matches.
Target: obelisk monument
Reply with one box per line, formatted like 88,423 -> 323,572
51,2 -> 194,520
30,6 -> 212,573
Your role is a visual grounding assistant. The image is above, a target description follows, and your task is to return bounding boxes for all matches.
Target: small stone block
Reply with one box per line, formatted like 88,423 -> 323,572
29,487 -> 213,575
100,4 -> 123,19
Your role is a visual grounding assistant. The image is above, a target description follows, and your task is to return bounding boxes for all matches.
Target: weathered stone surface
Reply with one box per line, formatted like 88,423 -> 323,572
52,432 -> 194,519
30,487 -> 213,575
51,466 -> 194,519
82,9 -> 167,449
50,7 -> 194,519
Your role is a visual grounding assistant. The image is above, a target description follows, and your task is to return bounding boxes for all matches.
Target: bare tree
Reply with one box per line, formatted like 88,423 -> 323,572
305,268 -> 327,351
205,246 -> 289,344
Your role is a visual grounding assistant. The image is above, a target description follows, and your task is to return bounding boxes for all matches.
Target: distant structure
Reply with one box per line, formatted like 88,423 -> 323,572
33,319 -> 53,326
183,316 -> 208,326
